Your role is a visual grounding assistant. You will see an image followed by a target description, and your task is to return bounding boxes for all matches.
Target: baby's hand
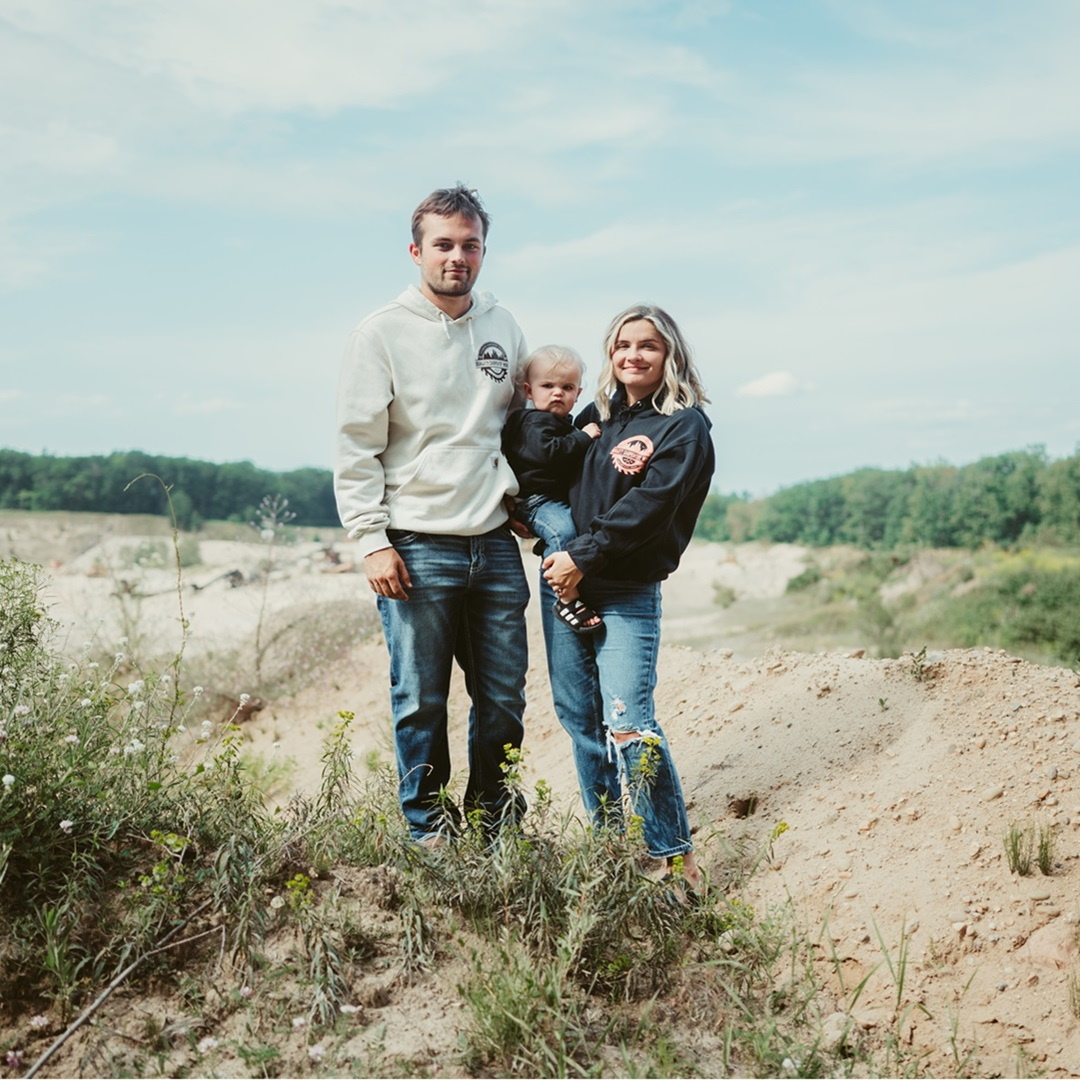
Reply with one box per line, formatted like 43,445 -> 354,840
582,422 -> 601,439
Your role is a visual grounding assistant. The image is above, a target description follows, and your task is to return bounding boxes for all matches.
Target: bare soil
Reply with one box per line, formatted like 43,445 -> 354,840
5,514 -> 1080,1077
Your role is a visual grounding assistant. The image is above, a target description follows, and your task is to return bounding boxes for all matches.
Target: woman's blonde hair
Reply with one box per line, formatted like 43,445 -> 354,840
594,304 -> 709,420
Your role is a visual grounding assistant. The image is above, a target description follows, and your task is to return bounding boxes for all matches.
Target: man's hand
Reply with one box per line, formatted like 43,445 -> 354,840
504,495 -> 534,540
582,422 -> 601,439
507,516 -> 533,540
364,546 -> 412,600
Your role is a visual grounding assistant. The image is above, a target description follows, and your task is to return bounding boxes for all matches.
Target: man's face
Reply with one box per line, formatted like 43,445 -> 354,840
410,212 -> 485,305
525,362 -> 583,418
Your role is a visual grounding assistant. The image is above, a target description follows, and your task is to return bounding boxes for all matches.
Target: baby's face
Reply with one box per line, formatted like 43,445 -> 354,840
525,363 -> 583,418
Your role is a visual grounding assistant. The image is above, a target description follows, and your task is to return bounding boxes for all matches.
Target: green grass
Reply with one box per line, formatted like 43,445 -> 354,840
2,549 -> 1009,1077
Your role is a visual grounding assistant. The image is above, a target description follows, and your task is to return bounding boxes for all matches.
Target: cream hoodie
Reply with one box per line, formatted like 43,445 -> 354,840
334,285 -> 528,558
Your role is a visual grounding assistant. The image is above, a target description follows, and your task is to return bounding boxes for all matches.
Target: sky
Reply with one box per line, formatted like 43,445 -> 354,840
1,0 -> 1078,498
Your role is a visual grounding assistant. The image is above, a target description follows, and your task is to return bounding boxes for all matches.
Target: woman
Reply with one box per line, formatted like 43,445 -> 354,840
541,303 -> 713,894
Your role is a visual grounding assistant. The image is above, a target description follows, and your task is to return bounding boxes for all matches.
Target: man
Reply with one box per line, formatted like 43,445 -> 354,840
334,184 -> 530,844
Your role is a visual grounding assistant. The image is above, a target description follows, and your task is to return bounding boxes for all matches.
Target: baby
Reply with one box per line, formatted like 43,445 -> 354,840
502,345 -> 602,633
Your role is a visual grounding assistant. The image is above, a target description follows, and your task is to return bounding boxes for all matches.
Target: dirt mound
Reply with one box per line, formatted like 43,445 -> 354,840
18,522 -> 1080,1075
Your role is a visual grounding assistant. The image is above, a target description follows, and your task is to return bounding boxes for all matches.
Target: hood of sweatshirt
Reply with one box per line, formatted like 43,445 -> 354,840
396,284 -> 500,342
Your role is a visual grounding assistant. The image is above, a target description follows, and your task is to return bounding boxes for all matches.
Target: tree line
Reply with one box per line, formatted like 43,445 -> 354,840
0,449 -> 338,529
696,446 -> 1080,549
4,445 -> 1079,549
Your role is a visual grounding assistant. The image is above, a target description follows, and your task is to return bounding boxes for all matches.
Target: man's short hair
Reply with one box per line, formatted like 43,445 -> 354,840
411,184 -> 490,246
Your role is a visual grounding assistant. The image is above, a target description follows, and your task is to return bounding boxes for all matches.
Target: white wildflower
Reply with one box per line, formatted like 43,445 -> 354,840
118,636 -> 129,646
291,1016 -> 306,1029
193,685 -> 204,696
196,1036 -> 218,1053
123,738 -> 146,756
307,1043 -> 325,1061
239,985 -> 253,999
127,680 -> 145,697
2,774 -> 14,789
239,693 -> 251,704
79,699 -> 92,708
29,1015 -> 49,1029
59,820 -> 74,834
13,705 -> 30,717
114,652 -> 125,663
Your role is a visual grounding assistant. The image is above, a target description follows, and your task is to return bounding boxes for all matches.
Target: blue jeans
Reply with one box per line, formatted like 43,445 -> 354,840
517,494 -> 576,555
377,526 -> 529,840
539,575 -> 694,858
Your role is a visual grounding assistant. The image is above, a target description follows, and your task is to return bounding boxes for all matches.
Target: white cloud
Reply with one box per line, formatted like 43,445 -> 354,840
0,221 -> 97,289
681,2 -> 1080,168
736,372 -> 805,398
174,397 -> 243,416
1,0 -> 578,114
0,389 -> 25,402
50,393 -> 114,415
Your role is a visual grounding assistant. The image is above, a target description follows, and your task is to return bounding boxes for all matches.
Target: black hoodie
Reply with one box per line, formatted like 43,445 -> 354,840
565,390 -> 714,583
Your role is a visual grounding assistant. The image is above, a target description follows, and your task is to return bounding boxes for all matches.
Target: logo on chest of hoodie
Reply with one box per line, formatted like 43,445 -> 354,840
476,341 -> 509,383
611,435 -> 655,476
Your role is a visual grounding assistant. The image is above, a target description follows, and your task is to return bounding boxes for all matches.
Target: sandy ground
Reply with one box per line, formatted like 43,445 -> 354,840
13,521 -> 1080,1077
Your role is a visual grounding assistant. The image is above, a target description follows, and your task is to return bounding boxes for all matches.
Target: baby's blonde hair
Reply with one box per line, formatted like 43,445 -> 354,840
524,344 -> 585,384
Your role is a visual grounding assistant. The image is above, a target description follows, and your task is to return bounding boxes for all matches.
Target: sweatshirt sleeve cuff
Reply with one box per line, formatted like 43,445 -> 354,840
354,529 -> 392,560
566,535 -> 605,577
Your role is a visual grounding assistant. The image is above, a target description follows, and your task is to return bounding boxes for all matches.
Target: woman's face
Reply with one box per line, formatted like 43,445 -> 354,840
610,318 -> 667,405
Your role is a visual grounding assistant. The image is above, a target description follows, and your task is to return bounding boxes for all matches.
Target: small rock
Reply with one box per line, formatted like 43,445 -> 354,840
820,1012 -> 852,1051
948,814 -> 962,831
983,786 -> 1004,802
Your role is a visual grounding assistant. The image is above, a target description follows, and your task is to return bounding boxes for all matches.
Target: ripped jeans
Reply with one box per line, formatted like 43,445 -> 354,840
539,575 -> 694,858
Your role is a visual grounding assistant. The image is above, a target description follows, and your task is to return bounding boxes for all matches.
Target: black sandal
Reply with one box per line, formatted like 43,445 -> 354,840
553,597 -> 603,635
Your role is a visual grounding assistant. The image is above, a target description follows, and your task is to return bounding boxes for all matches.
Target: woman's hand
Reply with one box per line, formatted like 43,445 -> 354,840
542,550 -> 583,597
